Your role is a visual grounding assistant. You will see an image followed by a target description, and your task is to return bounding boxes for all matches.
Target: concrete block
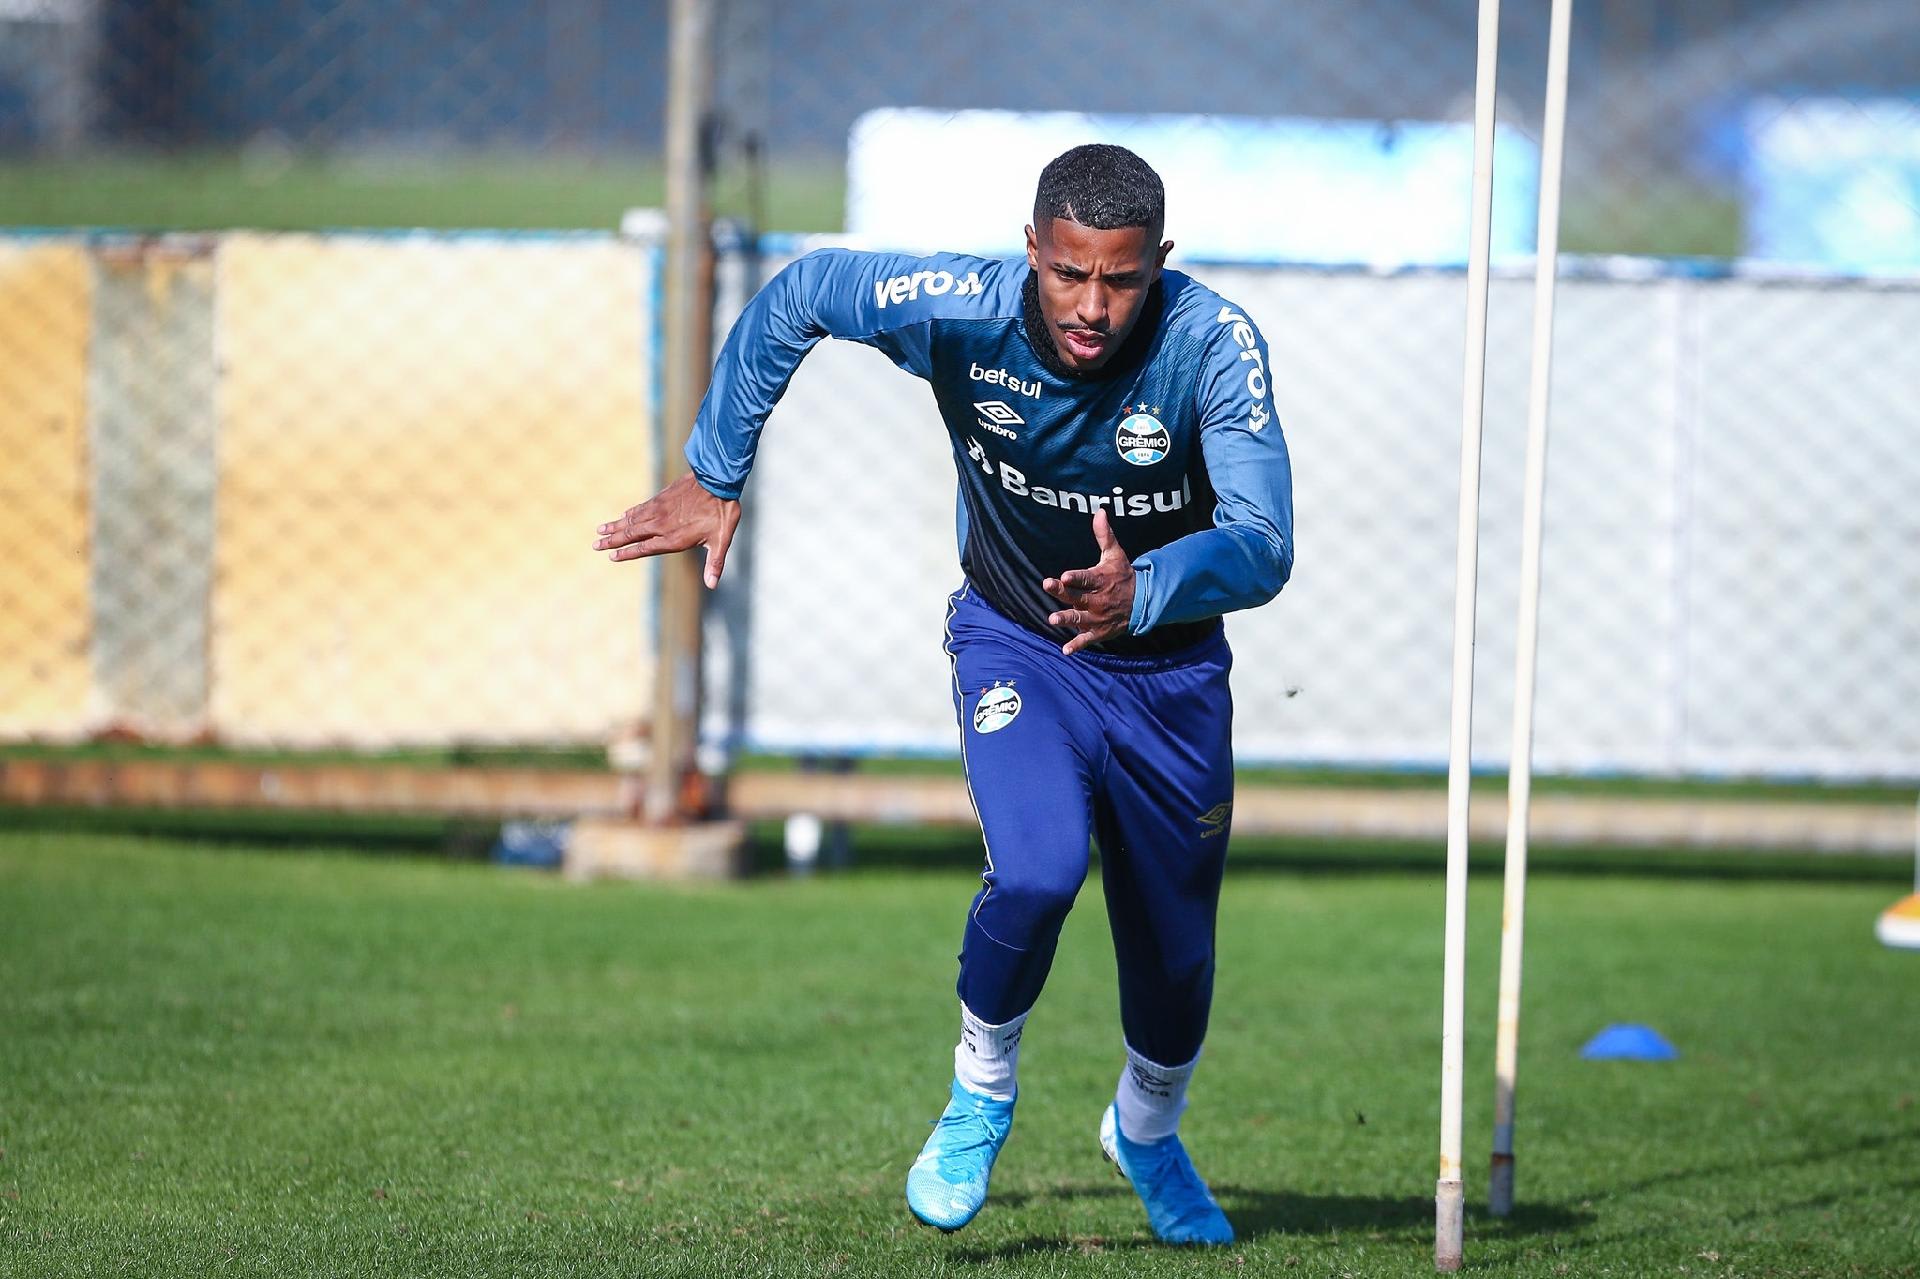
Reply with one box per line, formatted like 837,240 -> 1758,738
565,818 -> 747,882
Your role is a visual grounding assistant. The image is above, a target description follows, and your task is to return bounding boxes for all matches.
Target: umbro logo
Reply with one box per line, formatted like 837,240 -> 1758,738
974,400 -> 1023,440
1197,801 -> 1232,837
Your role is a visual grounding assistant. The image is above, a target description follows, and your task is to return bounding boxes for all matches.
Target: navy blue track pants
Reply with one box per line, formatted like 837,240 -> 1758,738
943,583 -> 1235,1067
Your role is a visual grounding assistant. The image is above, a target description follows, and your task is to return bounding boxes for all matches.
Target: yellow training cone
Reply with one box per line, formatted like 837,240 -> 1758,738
1876,894 -> 1920,951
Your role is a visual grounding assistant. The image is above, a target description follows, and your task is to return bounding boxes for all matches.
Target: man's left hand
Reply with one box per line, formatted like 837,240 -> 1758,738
1042,510 -> 1135,656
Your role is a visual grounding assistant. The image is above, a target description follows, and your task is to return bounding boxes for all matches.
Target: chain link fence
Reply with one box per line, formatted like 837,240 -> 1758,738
0,229 -> 660,749
1,1 -> 1915,781
696,0 -> 1920,781
707,254 -> 1920,777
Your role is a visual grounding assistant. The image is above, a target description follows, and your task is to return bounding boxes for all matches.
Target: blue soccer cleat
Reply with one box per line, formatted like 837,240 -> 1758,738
905,1077 -> 1016,1232
1099,1103 -> 1235,1246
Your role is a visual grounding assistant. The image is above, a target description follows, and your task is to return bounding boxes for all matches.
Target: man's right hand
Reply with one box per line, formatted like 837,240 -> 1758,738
594,472 -> 742,589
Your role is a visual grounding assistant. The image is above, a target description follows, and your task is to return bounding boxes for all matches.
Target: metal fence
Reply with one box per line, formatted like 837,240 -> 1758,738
2,1 -> 1916,782
692,0 -> 1920,781
699,0 -> 1920,263
704,249 -> 1920,778
0,230 -> 660,749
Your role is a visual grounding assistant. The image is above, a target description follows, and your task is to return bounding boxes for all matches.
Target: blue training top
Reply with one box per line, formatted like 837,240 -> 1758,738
686,249 -> 1294,656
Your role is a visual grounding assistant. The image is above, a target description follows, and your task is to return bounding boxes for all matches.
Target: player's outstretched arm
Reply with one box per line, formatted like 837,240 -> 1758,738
685,248 -> 985,502
594,472 -> 741,589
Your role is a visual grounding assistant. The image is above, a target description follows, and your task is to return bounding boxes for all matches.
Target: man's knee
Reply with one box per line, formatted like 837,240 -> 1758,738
981,861 -> 1086,941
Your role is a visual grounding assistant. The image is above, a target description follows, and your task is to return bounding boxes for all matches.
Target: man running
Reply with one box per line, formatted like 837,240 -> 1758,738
595,143 -> 1293,1245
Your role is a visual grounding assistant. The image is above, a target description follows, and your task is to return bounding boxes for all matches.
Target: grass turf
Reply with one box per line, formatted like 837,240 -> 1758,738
9,739 -> 1916,809
0,153 -> 844,235
2,832 -> 1916,1277
0,153 -> 1738,258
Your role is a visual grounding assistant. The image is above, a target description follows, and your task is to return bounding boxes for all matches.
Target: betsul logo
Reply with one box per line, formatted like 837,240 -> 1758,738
969,362 -> 1041,399
972,684 -> 1021,734
1116,404 -> 1169,465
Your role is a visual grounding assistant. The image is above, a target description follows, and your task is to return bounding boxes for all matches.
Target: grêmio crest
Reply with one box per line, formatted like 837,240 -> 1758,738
1116,403 -> 1169,466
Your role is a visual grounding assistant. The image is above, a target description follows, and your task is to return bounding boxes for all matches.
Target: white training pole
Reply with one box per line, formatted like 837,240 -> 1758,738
1438,0 -> 1502,1269
1490,0 -> 1574,1222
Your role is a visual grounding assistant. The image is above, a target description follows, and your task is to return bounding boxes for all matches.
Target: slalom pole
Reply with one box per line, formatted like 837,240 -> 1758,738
1437,0 -> 1503,1269
1490,0 -> 1574,1221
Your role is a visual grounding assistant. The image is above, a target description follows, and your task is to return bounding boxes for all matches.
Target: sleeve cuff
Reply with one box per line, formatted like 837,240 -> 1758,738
685,452 -> 744,501
1127,560 -> 1156,635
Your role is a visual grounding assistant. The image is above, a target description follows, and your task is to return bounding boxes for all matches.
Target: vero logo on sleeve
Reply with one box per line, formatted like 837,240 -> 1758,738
1215,305 -> 1271,432
873,268 -> 984,308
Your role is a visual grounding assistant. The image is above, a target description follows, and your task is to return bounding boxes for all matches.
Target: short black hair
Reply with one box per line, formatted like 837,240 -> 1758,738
1033,144 -> 1164,234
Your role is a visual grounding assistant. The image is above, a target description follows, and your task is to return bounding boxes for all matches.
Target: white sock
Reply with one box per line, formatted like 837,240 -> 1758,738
952,1004 -> 1026,1101
1114,1045 -> 1199,1143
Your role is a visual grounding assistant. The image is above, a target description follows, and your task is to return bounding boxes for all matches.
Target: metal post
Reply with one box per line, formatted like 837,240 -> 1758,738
649,0 -> 718,825
1491,0 -> 1574,1221
1438,0 -> 1502,1269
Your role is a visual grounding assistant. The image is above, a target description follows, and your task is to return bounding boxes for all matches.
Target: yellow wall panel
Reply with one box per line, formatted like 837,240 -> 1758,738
212,234 -> 656,746
0,243 -> 92,735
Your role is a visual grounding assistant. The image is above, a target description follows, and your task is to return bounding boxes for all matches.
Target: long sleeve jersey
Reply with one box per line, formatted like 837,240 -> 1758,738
686,248 -> 1294,656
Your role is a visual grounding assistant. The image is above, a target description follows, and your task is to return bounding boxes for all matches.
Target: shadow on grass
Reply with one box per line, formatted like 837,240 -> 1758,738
1726,1175 -> 1920,1227
1505,1130 -> 1920,1263
792,824 -> 1910,886
0,802 -> 499,857
6,805 -> 1905,887
1595,1124 -> 1920,1206
947,1184 -> 1594,1261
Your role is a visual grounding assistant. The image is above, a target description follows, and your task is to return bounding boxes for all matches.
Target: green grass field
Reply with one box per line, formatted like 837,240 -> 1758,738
0,152 -> 1739,257
3,830 -> 1916,1277
0,153 -> 844,234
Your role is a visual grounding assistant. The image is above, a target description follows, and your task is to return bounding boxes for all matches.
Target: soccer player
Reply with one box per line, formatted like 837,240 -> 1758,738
595,144 -> 1293,1245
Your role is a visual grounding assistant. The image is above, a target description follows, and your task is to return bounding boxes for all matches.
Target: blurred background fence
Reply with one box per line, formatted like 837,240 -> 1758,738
711,254 -> 1920,779
0,229 -> 658,749
1,1 -> 1916,791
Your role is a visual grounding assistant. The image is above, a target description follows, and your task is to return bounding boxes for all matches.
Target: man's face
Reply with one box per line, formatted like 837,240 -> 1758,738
1025,217 -> 1173,373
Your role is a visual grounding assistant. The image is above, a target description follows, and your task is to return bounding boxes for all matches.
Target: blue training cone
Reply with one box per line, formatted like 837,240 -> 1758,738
1580,1023 -> 1679,1061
